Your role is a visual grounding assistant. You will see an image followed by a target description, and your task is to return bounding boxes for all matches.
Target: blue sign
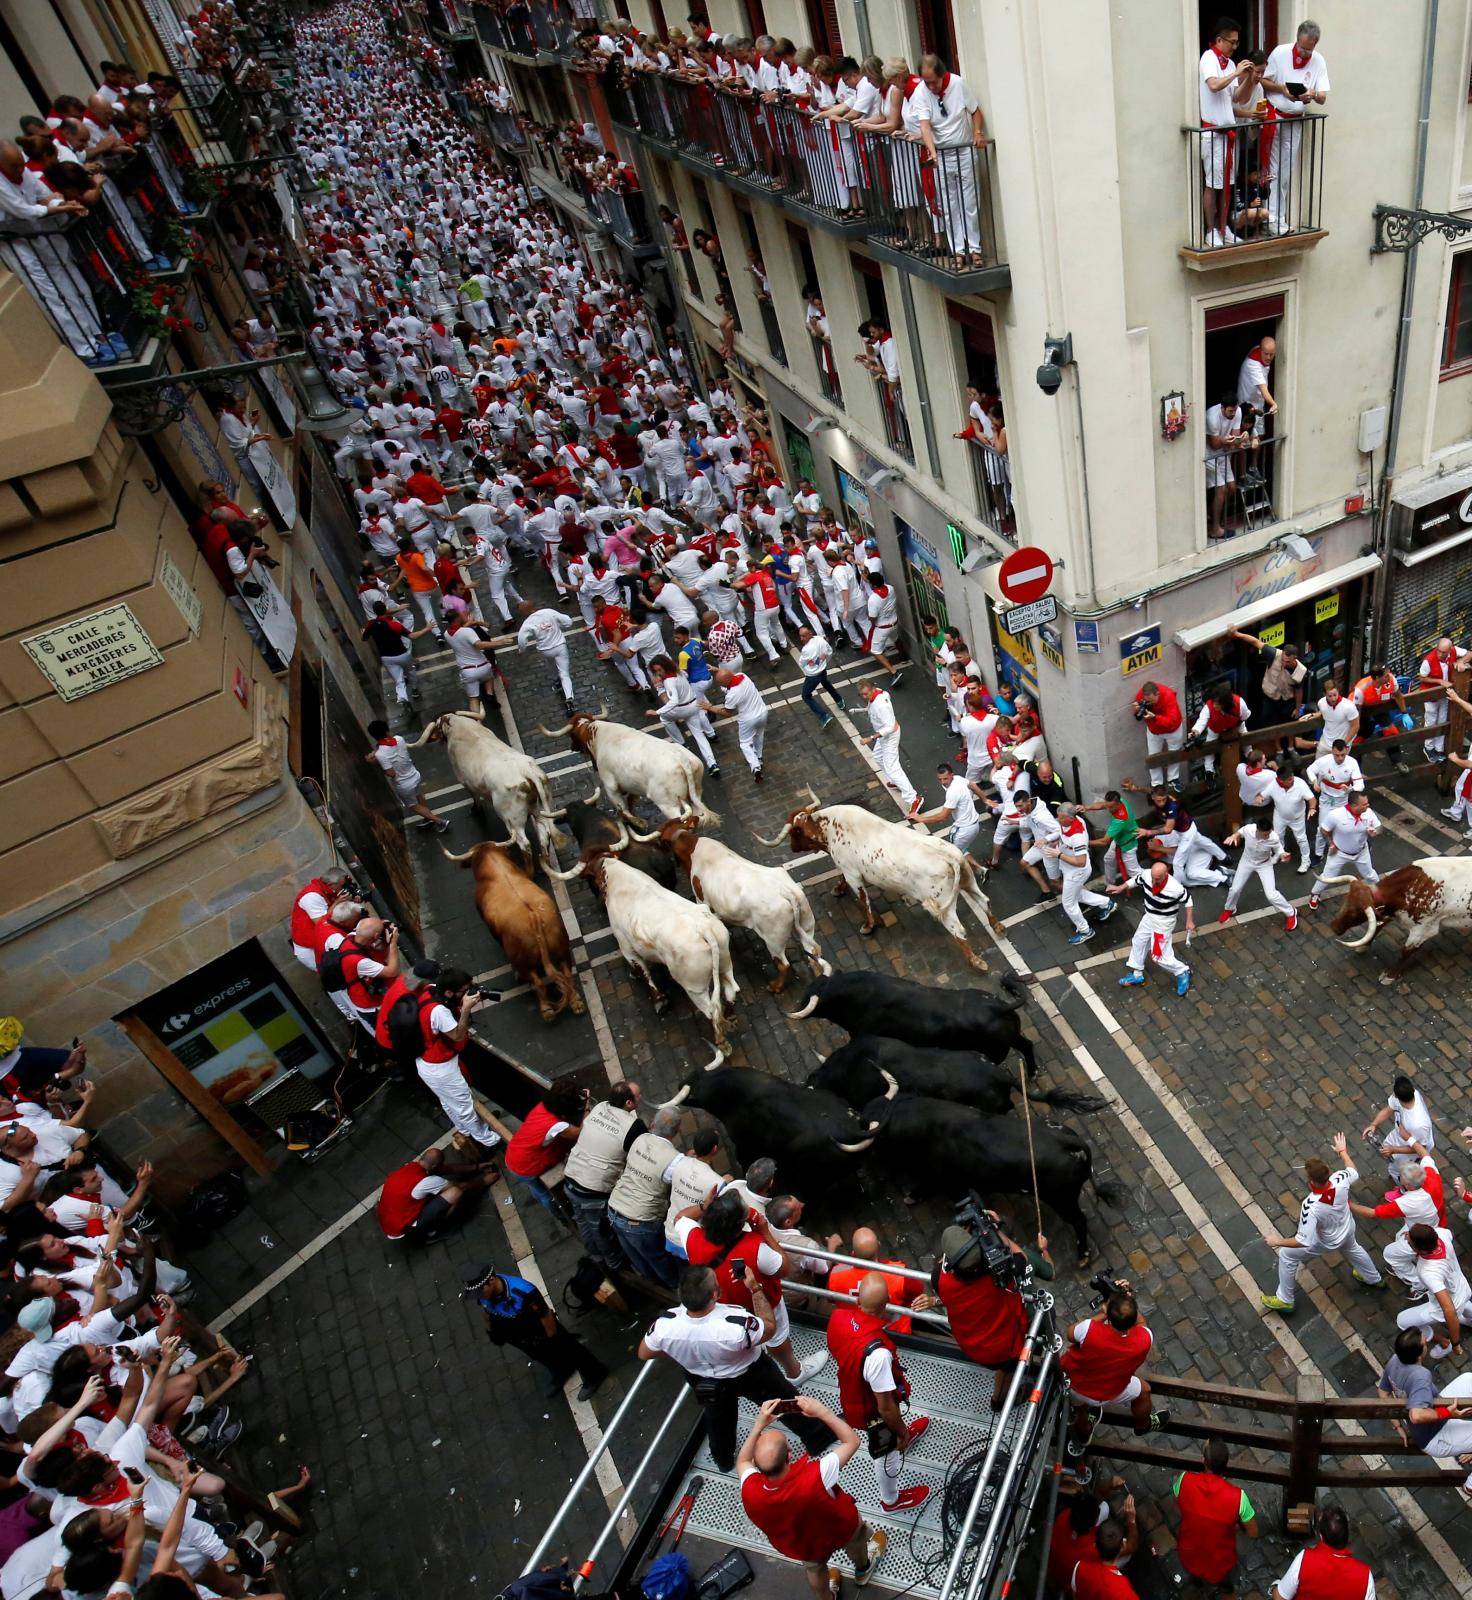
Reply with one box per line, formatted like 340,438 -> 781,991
1073,620 -> 1100,654
1119,623 -> 1164,678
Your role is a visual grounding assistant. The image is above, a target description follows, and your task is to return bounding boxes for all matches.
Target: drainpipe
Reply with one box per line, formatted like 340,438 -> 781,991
851,0 -> 873,60
895,271 -> 943,481
1371,0 -> 1439,654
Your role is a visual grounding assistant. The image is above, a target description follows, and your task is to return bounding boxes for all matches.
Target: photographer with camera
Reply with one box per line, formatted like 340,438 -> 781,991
1061,1280 -> 1168,1459
825,1273 -> 932,1515
932,1202 -> 1048,1409
413,966 -> 502,1153
737,1394 -> 889,1599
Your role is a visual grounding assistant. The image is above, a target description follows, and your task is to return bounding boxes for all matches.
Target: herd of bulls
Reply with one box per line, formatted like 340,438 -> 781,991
425,704 -> 1121,1258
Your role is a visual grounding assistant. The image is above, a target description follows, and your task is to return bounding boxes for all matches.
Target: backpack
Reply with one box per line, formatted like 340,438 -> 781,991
642,1553 -> 693,1600
385,990 -> 428,1060
319,944 -> 349,994
563,1255 -> 609,1313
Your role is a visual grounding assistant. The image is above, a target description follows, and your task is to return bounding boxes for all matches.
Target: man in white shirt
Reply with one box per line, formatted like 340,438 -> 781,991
912,761 -> 987,862
1417,636 -> 1466,759
1260,22 -> 1330,234
864,580 -> 906,688
917,55 -> 987,260
516,607 -> 578,707
826,552 -> 868,647
1309,792 -> 1379,909
1264,764 -> 1317,871
957,694 -> 999,785
859,684 -> 918,813
1311,682 -> 1360,755
1237,338 -> 1277,434
650,658 -> 718,774
1014,791 -> 1064,900
797,627 -> 845,727
1259,1132 -> 1382,1313
1306,739 -> 1364,844
1203,396 -> 1249,538
1364,1075 -> 1436,1188
1106,860 -> 1194,995
1051,802 -> 1117,944
1349,1158 -> 1442,1291
703,668 -> 768,779
1198,20 -> 1258,247
1219,817 -> 1295,928
1396,1224 -> 1472,1359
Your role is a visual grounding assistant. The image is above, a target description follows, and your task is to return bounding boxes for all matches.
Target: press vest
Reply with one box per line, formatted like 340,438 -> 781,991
609,1132 -> 679,1223
562,1102 -> 638,1194
827,1306 -> 909,1426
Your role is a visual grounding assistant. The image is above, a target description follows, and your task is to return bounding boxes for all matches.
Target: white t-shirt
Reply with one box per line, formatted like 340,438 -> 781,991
959,712 -> 998,768
1321,804 -> 1378,855
1199,47 -> 1239,125
1238,828 -> 1285,868
919,72 -> 979,146
1295,1167 -> 1358,1251
866,691 -> 898,738
1317,697 -> 1359,745
1238,351 -> 1274,410
1263,43 -> 1330,115
373,737 -> 421,788
1237,763 -> 1276,806
1267,777 -> 1314,823
799,636 -> 833,676
643,1303 -> 764,1378
518,609 -> 575,652
943,776 -> 978,831
1390,1090 -> 1434,1152
1308,752 -> 1363,798
722,675 -> 766,722
1414,1228 -> 1470,1311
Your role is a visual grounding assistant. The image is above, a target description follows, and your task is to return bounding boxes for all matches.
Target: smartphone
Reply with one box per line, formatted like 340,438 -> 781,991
771,1398 -> 800,1416
730,1258 -> 748,1280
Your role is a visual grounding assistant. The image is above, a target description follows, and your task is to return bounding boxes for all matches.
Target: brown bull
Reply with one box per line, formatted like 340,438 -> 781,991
443,843 -> 584,1021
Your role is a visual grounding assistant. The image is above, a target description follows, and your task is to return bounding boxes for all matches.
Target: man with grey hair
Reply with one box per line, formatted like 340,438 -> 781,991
1261,21 -> 1330,235
1348,1143 -> 1444,1291
1053,803 -> 1116,944
608,1106 -> 684,1286
728,1155 -> 778,1216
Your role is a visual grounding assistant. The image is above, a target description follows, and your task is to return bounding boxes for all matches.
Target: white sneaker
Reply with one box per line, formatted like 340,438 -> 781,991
1205,230 -> 1222,249
796,1350 -> 830,1383
1297,861 -> 1311,874
1221,227 -> 1241,245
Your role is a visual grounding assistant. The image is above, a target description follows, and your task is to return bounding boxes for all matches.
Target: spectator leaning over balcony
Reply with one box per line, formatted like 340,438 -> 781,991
1237,335 -> 1278,444
1204,394 -> 1251,539
1198,17 -> 1259,248
857,60 -> 928,237
1261,21 -> 1330,236
916,54 -> 988,265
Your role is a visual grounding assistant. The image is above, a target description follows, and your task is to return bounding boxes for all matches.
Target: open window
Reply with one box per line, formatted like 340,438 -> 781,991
853,255 -> 911,459
947,301 -> 1012,538
1202,292 -> 1283,541
916,0 -> 959,70
789,222 -> 839,402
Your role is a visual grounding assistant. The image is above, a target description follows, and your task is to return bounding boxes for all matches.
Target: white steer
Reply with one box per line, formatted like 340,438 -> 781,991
550,851 -> 736,1068
409,710 -> 559,866
538,709 -> 717,824
757,792 -> 1002,971
654,822 -> 830,993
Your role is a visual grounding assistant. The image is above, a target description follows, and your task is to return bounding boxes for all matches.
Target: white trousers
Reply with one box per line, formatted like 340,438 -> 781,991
1224,860 -> 1291,914
1398,1291 -> 1472,1337
1061,867 -> 1111,933
1267,115 -> 1304,230
751,604 -> 788,661
1271,812 -> 1312,866
411,590 -> 442,632
1146,726 -> 1184,784
1173,825 -> 1226,886
1276,1230 -> 1381,1305
416,1059 -> 499,1146
1127,923 -> 1188,977
736,711 -> 767,773
1311,847 -> 1378,896
539,641 -> 575,699
488,570 -> 523,621
1424,696 -> 1449,758
1384,1232 -> 1421,1288
662,703 -> 717,768
938,148 -> 982,254
872,730 -> 916,808
383,647 -> 417,704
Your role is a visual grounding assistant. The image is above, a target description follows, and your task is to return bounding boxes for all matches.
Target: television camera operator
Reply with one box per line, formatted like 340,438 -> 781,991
1061,1275 -> 1169,1459
932,1194 -> 1052,1409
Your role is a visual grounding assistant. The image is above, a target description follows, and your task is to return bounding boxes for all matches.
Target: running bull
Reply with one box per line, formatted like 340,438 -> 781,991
562,794 -> 678,891
1328,857 -> 1472,983
755,789 -> 999,969
538,708 -> 718,825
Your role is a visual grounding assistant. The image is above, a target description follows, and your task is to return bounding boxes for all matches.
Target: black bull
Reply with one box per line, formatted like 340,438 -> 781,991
787,971 -> 1039,1077
669,1070 -> 1119,1264
560,797 -> 677,891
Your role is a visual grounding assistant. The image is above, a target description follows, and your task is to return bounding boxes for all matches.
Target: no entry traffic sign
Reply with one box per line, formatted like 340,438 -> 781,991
997,547 -> 1054,605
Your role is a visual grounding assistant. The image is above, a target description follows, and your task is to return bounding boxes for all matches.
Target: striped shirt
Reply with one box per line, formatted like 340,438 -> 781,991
1129,871 -> 1191,932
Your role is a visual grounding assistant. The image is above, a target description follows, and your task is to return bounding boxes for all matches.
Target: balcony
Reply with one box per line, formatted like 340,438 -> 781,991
871,375 -> 913,462
962,438 -> 1016,542
757,297 -> 786,364
1203,432 -> 1287,540
484,108 -> 528,152
525,127 -> 658,253
614,72 -> 1009,293
0,208 -> 167,374
1181,115 -> 1327,269
810,334 -> 842,404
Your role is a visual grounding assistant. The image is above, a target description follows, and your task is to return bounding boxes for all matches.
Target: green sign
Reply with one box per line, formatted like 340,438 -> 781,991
947,523 -> 968,568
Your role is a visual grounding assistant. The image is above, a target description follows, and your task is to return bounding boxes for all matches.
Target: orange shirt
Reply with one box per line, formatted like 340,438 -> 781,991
827,1260 -> 919,1334
396,551 -> 438,593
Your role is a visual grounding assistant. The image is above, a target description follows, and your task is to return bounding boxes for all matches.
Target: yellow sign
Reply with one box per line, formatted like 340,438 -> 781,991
1039,638 -> 1065,673
1259,620 -> 1285,648
1121,643 -> 1163,677
22,603 -> 163,702
1315,592 -> 1340,624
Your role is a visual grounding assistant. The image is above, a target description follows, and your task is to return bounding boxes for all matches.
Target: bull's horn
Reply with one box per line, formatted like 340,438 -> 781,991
832,1136 -> 876,1154
584,787 -> 602,805
545,860 -> 588,881
785,996 -> 819,1020
1340,905 -> 1379,949
803,785 -> 821,807
659,1085 -> 691,1108
440,845 -> 477,863
625,823 -> 661,842
701,1043 -> 728,1072
1314,875 -> 1358,888
471,701 -> 486,722
404,721 -> 438,749
753,821 -> 794,847
609,821 -> 631,853
548,807 -> 567,819
594,702 -> 610,719
866,1119 -> 881,1132
537,720 -> 573,737
880,1070 -> 900,1102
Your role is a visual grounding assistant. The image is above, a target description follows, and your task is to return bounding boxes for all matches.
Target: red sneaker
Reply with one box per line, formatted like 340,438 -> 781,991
1308,895 -> 1320,911
907,795 -> 923,817
1217,909 -> 1235,924
1285,911 -> 1298,931
880,1485 -> 930,1514
902,1415 -> 930,1449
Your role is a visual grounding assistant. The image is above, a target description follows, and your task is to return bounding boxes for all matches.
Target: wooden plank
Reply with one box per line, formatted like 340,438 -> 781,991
1318,1434 -> 1426,1456
1088,1441 -> 1290,1487
1137,1374 -> 1302,1414
1097,1409 -> 1290,1453
1317,1465 -> 1468,1490
117,1014 -> 273,1177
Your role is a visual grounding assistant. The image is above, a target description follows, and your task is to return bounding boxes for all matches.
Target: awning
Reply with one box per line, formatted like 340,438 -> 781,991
1397,526 -> 1472,567
1172,553 -> 1382,651
1391,462 -> 1472,510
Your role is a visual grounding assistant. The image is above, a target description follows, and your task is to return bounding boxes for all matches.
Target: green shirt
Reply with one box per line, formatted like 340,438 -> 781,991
1104,803 -> 1139,852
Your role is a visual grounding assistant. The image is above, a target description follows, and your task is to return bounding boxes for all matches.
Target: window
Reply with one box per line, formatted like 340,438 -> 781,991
946,303 -> 1011,536
1444,253 -> 1472,373
915,0 -> 957,69
1196,0 -> 1278,60
648,0 -> 669,38
803,0 -> 841,56
743,0 -> 767,37
788,222 -> 819,294
851,252 -> 888,326
1203,293 -> 1283,538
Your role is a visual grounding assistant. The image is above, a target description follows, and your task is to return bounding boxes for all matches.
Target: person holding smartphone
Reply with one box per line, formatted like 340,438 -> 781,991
1260,22 -> 1330,235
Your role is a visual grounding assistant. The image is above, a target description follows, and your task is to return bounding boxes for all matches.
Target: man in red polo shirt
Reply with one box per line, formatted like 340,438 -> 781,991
1173,1437 -> 1258,1595
737,1394 -> 887,1600
1131,680 -> 1185,789
1070,1509 -> 1140,1599
931,1222 -> 1029,1409
1061,1283 -> 1168,1458
1271,1503 -> 1375,1600
375,1144 -> 497,1244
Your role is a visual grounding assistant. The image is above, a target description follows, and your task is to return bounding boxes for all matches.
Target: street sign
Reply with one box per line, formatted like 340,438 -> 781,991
1074,620 -> 1100,654
1000,595 -> 1058,635
997,546 -> 1054,605
1119,623 -> 1163,677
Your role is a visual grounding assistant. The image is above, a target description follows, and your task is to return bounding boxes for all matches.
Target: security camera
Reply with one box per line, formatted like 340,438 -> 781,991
1036,333 -> 1073,397
1035,362 -> 1063,396
1279,532 -> 1315,562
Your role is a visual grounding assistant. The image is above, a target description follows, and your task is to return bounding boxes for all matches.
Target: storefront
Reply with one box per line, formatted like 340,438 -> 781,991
1384,467 -> 1472,677
894,516 -> 951,637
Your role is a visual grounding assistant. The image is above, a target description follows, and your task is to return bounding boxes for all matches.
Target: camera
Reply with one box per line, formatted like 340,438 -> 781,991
1131,702 -> 1148,721
1035,361 -> 1062,397
950,1191 -> 1027,1290
1087,1270 -> 1131,1310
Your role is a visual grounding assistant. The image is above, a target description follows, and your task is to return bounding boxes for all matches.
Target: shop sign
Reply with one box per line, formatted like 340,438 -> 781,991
836,466 -> 870,522
23,603 -> 163,701
1231,533 -> 1325,609
1259,620 -> 1286,648
1038,621 -> 1065,673
160,552 -> 203,635
1119,623 -> 1163,677
1315,592 -> 1340,624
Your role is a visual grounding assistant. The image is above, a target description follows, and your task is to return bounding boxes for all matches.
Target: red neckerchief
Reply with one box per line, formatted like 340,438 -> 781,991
938,72 -> 952,98
1311,1181 -> 1336,1205
1291,44 -> 1313,70
1247,345 -> 1266,363
377,737 -> 398,749
904,76 -> 922,99
1210,46 -> 1230,69
729,674 -> 746,686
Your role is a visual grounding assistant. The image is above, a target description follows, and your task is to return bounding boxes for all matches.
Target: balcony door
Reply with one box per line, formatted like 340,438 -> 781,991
1196,0 -> 1279,58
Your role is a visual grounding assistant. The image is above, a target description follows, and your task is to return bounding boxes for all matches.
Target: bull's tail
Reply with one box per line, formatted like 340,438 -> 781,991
518,779 -> 544,872
991,973 -> 1031,1013
1029,1087 -> 1109,1114
791,886 -> 828,971
702,921 -> 735,1063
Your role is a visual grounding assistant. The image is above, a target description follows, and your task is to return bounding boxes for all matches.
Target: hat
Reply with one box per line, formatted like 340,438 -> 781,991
459,1262 -> 496,1296
17,1300 -> 54,1338
0,1019 -> 22,1055
412,958 -> 442,980
939,1225 -> 976,1266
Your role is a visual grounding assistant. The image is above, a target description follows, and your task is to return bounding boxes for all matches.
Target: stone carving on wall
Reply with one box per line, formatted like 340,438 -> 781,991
95,693 -> 287,857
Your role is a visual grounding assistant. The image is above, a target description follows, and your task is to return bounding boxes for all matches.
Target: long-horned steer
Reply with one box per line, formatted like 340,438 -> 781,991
756,788 -> 1001,970
1326,858 -> 1472,982
653,821 -> 830,992
537,708 -> 717,825
410,711 -> 559,868
444,842 -> 583,1021
550,846 -> 736,1068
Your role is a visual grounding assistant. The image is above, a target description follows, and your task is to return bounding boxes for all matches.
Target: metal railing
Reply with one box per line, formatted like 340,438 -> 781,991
810,333 -> 842,403
484,109 -> 527,151
873,375 -> 913,461
757,297 -> 786,364
621,72 -> 1003,276
1185,113 -> 1325,252
963,437 -> 1015,540
0,209 -> 150,368
1203,430 -> 1286,538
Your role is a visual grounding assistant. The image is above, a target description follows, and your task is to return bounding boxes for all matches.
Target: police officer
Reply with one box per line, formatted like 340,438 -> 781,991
562,1080 -> 644,1273
460,1262 -> 607,1402
638,1265 -> 831,1472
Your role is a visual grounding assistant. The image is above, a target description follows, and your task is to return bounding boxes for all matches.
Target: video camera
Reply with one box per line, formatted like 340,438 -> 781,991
1086,1270 -> 1131,1311
949,1191 -> 1028,1291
